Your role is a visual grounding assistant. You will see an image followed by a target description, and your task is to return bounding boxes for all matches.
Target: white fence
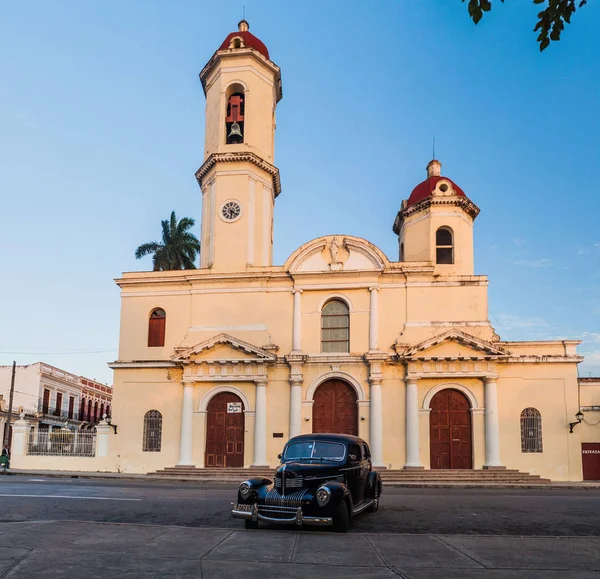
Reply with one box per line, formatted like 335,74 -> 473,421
27,431 -> 96,457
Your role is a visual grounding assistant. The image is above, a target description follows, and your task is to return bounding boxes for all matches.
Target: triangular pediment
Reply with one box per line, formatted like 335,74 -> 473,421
172,333 -> 277,363
403,330 -> 508,359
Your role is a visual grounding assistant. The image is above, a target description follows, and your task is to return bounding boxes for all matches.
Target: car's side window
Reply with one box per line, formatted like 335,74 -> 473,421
348,443 -> 361,463
362,444 -> 371,461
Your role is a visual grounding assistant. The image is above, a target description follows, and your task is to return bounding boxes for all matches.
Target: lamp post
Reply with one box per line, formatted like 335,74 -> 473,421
569,410 -> 584,433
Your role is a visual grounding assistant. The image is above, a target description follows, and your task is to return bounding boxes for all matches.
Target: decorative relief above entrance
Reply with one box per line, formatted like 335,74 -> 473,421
284,235 -> 388,274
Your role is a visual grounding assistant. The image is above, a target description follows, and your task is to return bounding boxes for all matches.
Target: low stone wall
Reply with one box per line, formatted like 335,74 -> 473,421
9,415 -> 117,473
10,453 -> 116,473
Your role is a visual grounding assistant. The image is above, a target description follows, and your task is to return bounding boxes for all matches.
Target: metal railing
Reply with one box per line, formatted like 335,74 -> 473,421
27,430 -> 96,457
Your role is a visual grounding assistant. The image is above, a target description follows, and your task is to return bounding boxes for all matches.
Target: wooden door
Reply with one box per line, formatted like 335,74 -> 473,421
313,380 -> 358,435
430,389 -> 472,469
582,443 -> 600,480
205,393 -> 245,468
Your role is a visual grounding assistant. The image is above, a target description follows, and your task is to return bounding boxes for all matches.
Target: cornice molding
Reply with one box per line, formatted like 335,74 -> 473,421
393,196 -> 481,234
196,152 -> 281,197
108,361 -> 175,369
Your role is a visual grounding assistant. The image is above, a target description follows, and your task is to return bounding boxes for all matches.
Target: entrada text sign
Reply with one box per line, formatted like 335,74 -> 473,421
227,402 -> 242,413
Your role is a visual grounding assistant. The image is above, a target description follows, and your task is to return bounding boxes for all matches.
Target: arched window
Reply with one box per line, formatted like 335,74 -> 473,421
143,410 -> 162,452
106,405 -> 111,418
321,299 -> 350,353
79,398 -> 85,421
436,227 -> 454,264
93,401 -> 99,424
520,408 -> 543,453
399,242 -> 405,262
87,399 -> 92,422
225,91 -> 245,144
148,308 -> 166,347
100,403 -> 105,420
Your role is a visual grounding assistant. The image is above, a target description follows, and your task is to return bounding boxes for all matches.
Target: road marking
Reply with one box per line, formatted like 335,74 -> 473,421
28,479 -> 48,482
0,494 -> 141,501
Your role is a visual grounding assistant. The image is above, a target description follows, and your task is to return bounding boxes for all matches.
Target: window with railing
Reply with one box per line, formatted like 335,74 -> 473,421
520,407 -> 543,453
27,430 -> 96,457
143,410 -> 162,452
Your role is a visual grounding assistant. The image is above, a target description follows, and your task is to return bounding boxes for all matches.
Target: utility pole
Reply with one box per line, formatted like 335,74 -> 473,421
3,361 -> 16,451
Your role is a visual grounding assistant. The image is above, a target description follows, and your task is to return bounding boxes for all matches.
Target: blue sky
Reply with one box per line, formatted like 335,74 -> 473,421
1,1 -> 599,385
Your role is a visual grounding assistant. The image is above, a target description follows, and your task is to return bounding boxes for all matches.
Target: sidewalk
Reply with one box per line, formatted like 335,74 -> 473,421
5,469 -> 600,489
0,520 -> 598,578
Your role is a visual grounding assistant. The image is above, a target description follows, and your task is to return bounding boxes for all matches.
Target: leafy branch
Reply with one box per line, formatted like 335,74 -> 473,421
463,0 -> 590,51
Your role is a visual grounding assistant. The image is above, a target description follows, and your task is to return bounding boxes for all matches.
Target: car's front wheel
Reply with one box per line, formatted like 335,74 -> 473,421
332,500 -> 350,533
244,519 -> 259,530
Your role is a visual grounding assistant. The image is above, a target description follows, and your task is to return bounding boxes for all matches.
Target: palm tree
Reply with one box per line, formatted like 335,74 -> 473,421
135,211 -> 201,270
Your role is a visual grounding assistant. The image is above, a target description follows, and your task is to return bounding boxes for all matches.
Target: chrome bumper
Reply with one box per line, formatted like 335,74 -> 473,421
231,503 -> 332,526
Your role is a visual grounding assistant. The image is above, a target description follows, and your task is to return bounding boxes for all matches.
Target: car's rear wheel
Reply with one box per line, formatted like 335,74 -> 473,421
332,500 -> 350,533
244,519 -> 259,530
368,484 -> 380,512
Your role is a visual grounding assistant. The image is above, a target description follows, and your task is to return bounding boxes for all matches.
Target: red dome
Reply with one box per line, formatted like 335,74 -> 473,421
407,175 -> 466,207
219,30 -> 269,60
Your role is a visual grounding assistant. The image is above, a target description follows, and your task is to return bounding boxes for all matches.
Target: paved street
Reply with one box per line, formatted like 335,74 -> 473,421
0,477 -> 597,577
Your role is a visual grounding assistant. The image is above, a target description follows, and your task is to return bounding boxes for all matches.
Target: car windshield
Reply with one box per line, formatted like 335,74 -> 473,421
283,441 -> 346,462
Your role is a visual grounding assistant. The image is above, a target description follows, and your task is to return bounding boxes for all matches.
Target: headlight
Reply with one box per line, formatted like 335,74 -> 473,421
239,482 -> 251,498
316,486 -> 331,506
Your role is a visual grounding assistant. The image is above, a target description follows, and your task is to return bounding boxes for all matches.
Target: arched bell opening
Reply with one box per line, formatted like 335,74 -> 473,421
225,83 -> 245,144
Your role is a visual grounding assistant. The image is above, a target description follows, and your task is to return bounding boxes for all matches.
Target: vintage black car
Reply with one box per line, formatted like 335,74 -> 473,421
231,433 -> 382,532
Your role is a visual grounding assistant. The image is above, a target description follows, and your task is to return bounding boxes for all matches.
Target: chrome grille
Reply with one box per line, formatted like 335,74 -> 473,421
265,486 -> 307,506
275,476 -> 303,489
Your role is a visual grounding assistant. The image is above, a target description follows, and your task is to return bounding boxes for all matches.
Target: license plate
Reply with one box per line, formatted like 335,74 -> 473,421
236,504 -> 253,512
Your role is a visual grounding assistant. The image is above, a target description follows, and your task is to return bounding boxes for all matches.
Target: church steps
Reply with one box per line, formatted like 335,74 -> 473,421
149,467 -> 550,484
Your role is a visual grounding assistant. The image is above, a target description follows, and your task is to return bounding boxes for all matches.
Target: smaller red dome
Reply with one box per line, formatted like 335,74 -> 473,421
219,23 -> 270,60
407,161 -> 466,207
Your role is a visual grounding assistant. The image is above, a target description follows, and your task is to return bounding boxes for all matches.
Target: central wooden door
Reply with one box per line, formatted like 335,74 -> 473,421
313,380 -> 358,435
430,389 -> 472,469
205,392 -> 245,468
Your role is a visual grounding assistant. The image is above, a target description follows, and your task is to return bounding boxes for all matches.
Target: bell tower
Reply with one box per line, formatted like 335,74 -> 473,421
393,160 -> 480,275
196,20 -> 283,271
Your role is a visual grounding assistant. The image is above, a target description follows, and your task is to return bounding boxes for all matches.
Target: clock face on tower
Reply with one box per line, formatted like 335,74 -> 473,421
221,201 -> 242,221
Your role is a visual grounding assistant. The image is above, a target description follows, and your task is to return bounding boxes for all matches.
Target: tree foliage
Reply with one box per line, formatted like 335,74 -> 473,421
463,0 -> 589,51
135,211 -> 201,271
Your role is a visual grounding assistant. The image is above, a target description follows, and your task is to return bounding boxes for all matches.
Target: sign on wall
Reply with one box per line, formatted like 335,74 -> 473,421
227,402 -> 242,414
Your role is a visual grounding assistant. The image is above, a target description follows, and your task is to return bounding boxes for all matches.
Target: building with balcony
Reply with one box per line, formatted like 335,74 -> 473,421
0,362 -> 112,445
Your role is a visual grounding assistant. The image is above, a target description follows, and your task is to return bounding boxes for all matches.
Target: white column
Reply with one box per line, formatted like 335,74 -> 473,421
292,289 -> 303,353
369,287 -> 379,351
253,379 -> 268,466
177,382 -> 194,466
95,421 -> 112,457
369,379 -> 385,466
405,378 -> 421,468
289,380 -> 302,439
484,377 -> 503,468
10,414 -> 31,457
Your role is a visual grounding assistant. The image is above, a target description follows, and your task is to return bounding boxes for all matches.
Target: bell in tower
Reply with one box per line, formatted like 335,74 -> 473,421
226,92 -> 244,144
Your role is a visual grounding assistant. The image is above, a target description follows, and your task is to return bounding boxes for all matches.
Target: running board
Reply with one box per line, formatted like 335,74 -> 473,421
352,499 -> 375,515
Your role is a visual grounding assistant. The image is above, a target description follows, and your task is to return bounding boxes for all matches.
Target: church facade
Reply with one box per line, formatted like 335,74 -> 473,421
109,21 -> 599,481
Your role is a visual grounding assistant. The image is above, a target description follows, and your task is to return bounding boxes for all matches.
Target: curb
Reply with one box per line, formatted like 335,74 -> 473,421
5,470 -> 600,489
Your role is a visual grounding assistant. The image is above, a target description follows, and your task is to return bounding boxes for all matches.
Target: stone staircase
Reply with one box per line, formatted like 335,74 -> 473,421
150,466 -> 551,486
379,468 -> 551,485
